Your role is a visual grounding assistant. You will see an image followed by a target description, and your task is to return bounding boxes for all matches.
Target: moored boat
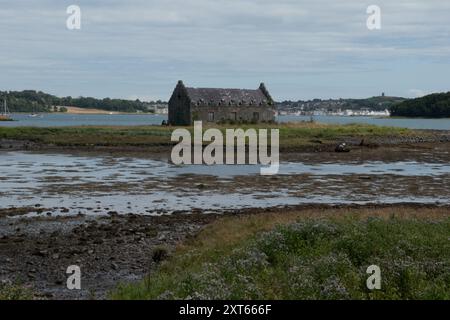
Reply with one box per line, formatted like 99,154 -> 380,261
0,98 -> 12,121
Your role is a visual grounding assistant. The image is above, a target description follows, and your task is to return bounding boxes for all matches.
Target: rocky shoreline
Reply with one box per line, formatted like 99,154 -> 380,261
1,203 -> 448,300
0,212 -> 220,299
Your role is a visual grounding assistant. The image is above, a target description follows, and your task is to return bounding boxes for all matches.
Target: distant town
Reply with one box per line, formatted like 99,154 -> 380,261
277,94 -> 406,117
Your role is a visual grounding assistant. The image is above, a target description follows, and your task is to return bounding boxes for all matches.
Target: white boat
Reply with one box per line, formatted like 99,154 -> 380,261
0,98 -> 12,121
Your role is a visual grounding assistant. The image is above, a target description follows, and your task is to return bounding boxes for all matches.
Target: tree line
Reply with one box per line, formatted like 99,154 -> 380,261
390,92 -> 450,118
0,90 -> 166,113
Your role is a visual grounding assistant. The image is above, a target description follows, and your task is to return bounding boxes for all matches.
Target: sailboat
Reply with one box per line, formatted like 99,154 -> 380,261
0,98 -> 12,121
29,102 -> 39,117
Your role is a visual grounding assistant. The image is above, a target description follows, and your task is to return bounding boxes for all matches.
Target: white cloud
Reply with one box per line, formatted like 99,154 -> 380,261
1,0 -> 450,99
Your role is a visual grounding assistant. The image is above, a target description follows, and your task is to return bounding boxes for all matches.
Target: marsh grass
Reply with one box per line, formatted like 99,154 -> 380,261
0,123 -> 413,148
111,207 -> 450,300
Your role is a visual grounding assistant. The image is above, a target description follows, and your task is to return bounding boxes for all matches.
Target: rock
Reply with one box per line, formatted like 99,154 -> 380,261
1,279 -> 13,286
157,233 -> 166,241
33,249 -> 48,257
335,143 -> 350,153
111,262 -> 119,270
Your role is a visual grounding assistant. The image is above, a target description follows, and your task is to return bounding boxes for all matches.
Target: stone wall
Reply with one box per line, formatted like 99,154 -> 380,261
168,80 -> 276,125
191,104 -> 276,124
168,83 -> 191,125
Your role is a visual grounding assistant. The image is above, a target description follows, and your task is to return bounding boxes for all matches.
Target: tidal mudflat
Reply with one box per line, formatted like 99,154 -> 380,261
1,141 -> 449,299
0,150 -> 449,217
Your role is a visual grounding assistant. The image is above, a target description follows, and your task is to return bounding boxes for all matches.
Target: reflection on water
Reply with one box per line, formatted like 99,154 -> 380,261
0,151 -> 449,216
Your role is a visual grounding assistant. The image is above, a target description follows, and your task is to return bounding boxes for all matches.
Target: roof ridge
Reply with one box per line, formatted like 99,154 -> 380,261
186,87 -> 260,91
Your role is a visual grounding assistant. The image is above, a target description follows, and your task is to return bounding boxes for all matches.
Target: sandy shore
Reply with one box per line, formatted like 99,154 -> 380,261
63,107 -> 121,114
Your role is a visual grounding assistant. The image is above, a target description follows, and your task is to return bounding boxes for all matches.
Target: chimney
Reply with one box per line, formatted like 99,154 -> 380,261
259,82 -> 273,103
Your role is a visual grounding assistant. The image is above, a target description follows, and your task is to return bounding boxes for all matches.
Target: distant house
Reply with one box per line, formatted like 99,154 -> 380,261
168,81 -> 276,125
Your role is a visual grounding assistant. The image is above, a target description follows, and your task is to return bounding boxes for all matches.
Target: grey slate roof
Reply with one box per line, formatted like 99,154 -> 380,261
185,87 -> 270,106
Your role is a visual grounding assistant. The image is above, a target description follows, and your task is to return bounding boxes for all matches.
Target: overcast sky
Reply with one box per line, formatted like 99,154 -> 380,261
1,0 -> 450,101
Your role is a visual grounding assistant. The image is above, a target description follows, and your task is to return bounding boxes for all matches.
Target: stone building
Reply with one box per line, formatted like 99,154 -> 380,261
168,81 -> 276,125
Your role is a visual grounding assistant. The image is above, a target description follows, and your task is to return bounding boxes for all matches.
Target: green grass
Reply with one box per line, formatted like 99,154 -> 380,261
0,283 -> 34,300
111,208 -> 450,300
0,126 -> 173,147
0,123 -> 414,149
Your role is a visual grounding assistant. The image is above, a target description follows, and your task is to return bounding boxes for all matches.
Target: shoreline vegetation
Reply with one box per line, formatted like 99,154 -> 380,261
1,204 -> 449,300
0,90 -> 163,114
391,92 -> 450,118
0,122 -> 430,152
112,205 -> 450,300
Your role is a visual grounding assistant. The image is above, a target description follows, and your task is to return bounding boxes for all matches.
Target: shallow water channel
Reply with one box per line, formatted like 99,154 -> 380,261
0,152 -> 449,216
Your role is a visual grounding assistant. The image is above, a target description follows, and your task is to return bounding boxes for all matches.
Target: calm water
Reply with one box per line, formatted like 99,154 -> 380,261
1,113 -> 449,130
280,115 -> 450,130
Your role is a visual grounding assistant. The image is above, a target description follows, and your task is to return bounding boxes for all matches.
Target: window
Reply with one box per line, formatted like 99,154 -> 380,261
231,112 -> 237,121
208,112 -> 215,122
253,112 -> 259,121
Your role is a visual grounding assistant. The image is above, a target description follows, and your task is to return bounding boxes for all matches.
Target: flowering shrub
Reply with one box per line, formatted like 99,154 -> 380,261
113,216 -> 450,300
